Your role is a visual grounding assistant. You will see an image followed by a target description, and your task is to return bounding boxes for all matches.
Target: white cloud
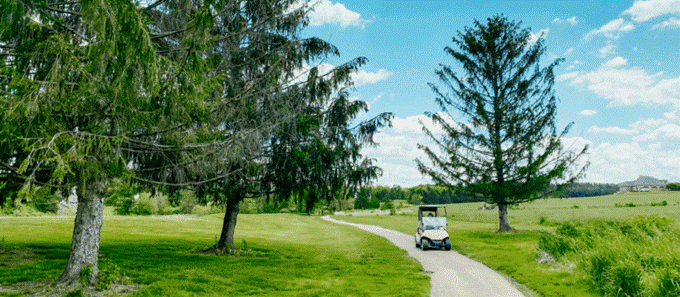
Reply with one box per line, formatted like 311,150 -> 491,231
560,57 -> 680,107
622,0 -> 680,22
351,69 -> 392,86
557,71 -> 580,82
563,48 -> 575,56
602,56 -> 628,68
630,117 -> 667,132
364,115 -> 680,186
588,125 -> 637,135
553,16 -> 578,25
528,28 -> 550,43
567,16 -> 579,25
579,110 -> 597,116
583,18 -> 635,39
633,123 -> 680,142
307,0 -> 370,28
362,115 -> 433,187
578,117 -> 680,183
665,107 -> 680,120
598,43 -> 617,57
652,17 -> 680,29
362,113 -> 462,187
582,141 -> 680,183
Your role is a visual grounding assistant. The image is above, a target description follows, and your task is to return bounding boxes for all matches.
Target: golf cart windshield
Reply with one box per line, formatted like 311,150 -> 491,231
422,217 -> 446,230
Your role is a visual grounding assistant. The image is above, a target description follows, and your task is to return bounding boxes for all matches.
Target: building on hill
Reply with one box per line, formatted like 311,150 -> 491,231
618,176 -> 668,192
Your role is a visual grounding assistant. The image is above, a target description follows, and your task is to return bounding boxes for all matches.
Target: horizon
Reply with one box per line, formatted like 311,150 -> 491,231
299,0 -> 680,187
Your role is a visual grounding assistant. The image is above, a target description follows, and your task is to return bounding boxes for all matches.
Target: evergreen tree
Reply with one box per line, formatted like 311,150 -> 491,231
417,15 -> 587,233
0,0 -> 186,285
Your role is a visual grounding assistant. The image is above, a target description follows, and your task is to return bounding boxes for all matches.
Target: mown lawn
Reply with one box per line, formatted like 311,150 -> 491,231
0,213 -> 429,296
336,191 -> 680,297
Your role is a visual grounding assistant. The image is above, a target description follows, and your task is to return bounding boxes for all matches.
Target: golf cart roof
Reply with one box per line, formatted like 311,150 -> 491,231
417,205 -> 446,211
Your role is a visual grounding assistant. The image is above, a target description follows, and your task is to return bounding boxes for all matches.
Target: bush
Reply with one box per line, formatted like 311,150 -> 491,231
177,190 -> 197,214
380,199 -> 394,211
667,183 -> 680,191
115,192 -> 174,215
651,200 -> 668,207
96,259 -> 124,290
134,193 -> 172,215
32,187 -> 59,213
105,178 -> 138,206
154,194 -> 173,215
192,203 -> 224,216
115,196 -> 135,215
135,193 -> 156,215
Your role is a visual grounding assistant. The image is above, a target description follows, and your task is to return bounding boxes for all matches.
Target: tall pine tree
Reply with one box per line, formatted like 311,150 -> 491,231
417,15 -> 588,233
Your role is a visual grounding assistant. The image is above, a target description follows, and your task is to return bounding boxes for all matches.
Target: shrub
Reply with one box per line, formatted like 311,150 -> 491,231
650,200 -> 668,207
192,203 -> 224,216
105,178 -> 138,206
96,259 -> 124,290
135,193 -> 156,215
380,199 -> 394,211
134,193 -> 172,215
115,196 -> 135,215
667,183 -> 680,191
32,187 -> 59,213
177,190 -> 197,214
154,194 -> 173,215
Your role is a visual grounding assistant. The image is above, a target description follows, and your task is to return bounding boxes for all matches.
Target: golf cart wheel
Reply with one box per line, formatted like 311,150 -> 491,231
444,238 -> 451,251
415,239 -> 420,248
420,239 -> 428,251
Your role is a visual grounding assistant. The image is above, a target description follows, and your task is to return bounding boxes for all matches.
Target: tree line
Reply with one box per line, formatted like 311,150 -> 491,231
353,182 -> 618,210
552,183 -> 619,198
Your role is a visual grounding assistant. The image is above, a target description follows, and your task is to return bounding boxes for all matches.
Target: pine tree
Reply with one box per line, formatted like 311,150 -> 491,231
417,15 -> 587,233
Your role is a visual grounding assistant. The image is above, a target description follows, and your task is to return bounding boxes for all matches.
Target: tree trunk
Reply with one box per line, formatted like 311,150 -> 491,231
496,203 -> 514,233
57,180 -> 106,286
216,199 -> 240,251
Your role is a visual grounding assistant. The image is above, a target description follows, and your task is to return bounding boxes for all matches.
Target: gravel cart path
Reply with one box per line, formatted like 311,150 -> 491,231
322,216 -> 524,297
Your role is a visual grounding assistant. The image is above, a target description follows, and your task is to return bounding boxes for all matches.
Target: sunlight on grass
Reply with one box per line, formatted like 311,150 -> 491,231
0,214 -> 429,296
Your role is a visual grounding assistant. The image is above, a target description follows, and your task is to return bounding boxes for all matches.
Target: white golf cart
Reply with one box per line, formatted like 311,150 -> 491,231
415,205 -> 451,251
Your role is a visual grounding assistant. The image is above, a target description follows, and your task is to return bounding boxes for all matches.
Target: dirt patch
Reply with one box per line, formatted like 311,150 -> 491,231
0,280 -> 140,297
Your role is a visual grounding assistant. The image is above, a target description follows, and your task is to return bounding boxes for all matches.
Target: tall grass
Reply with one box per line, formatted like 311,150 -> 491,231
539,216 -> 680,296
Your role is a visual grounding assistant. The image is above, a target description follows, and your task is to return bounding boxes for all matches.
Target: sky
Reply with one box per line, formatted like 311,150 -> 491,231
297,0 -> 680,187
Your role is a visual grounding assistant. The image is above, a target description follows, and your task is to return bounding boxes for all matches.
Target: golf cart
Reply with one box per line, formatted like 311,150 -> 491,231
415,205 -> 451,251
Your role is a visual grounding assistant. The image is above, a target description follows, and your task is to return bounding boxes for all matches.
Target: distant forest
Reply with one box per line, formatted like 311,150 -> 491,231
553,183 -> 620,198
354,183 -> 620,209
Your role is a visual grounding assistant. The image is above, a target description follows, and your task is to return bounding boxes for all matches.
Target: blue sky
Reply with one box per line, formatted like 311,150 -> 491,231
299,0 -> 680,187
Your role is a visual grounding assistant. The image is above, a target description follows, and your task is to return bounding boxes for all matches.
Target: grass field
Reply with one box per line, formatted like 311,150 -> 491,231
0,213 -> 429,296
335,191 -> 680,297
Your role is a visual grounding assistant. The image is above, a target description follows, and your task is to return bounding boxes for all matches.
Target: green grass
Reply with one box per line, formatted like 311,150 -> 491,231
0,213 -> 429,296
335,191 -> 680,297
